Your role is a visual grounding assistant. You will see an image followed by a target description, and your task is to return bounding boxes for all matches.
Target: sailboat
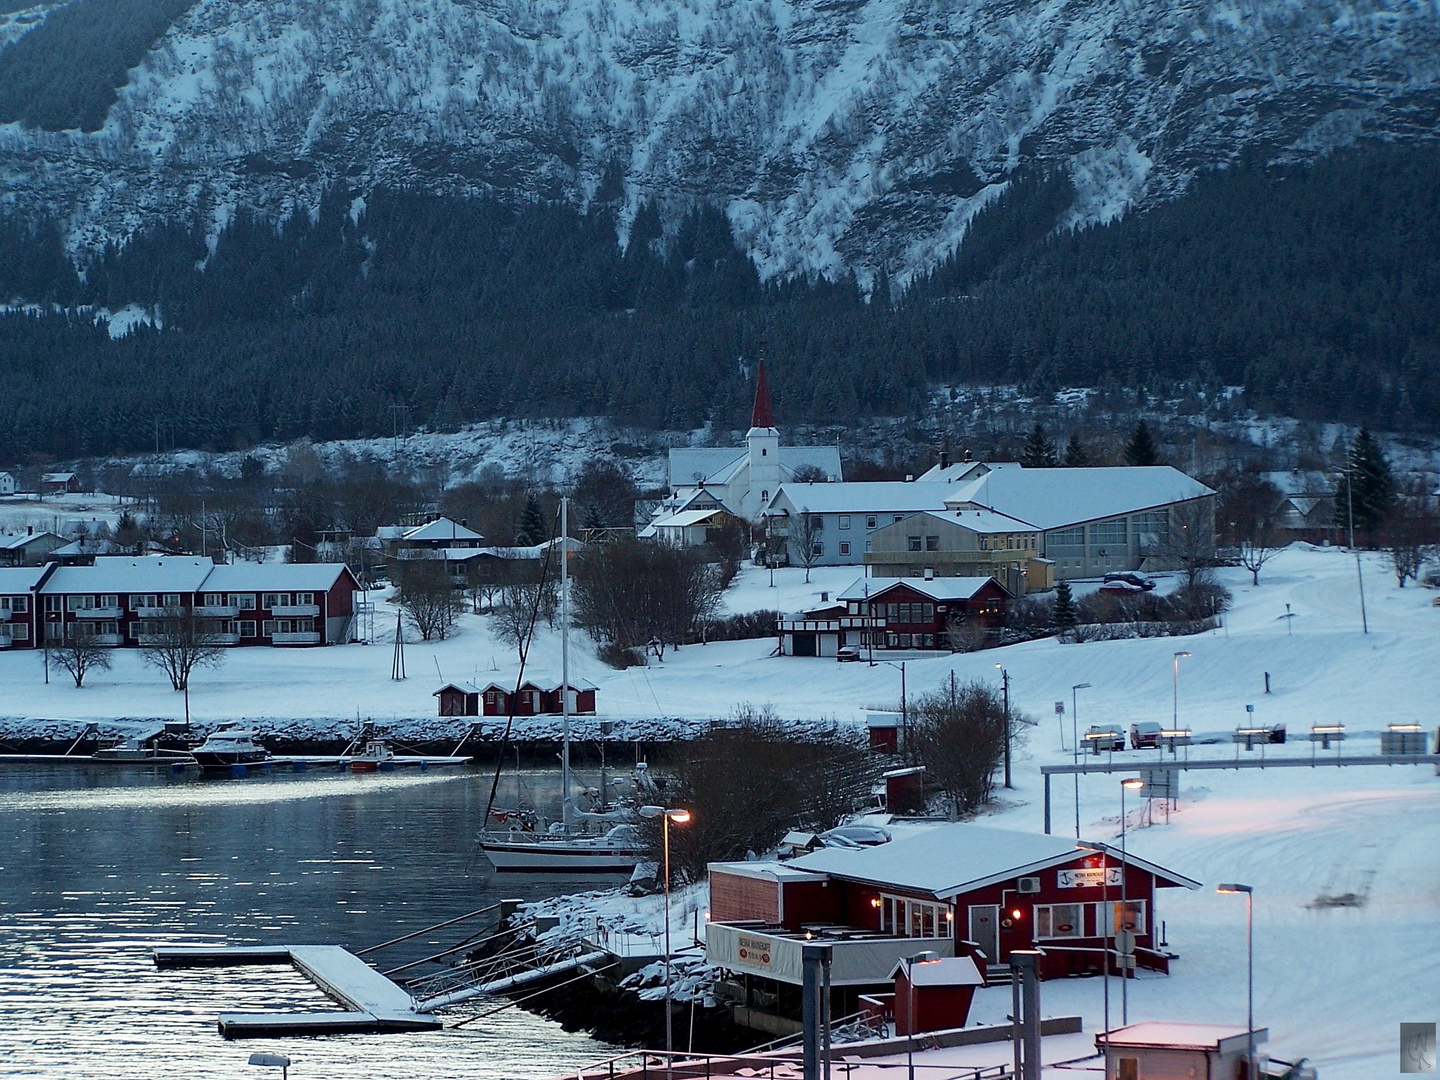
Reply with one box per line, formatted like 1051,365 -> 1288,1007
479,497 -> 648,874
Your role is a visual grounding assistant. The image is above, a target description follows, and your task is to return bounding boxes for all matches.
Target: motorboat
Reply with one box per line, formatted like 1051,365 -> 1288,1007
190,725 -> 272,770
480,824 -> 645,873
349,737 -> 396,773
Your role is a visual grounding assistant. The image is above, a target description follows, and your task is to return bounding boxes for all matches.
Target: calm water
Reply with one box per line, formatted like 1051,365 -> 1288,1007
0,762 -> 619,1079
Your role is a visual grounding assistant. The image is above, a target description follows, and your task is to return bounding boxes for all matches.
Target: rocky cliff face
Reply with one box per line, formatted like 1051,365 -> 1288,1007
2,0 -> 1438,288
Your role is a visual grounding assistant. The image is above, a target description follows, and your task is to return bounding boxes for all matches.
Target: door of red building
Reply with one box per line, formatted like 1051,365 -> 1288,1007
968,905 -> 999,964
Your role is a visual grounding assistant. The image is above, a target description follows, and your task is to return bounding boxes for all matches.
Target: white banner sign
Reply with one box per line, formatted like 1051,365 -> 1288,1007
1056,867 -> 1123,889
736,934 -> 773,970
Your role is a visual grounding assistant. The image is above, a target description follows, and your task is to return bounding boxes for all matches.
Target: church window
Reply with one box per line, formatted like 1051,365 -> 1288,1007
762,448 -> 767,456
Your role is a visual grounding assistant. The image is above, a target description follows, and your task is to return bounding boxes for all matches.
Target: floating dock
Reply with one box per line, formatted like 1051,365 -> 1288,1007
154,944 -> 444,1038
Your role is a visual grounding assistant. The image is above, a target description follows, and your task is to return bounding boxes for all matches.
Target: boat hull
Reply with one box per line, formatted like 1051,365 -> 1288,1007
479,839 -> 643,873
192,751 -> 272,771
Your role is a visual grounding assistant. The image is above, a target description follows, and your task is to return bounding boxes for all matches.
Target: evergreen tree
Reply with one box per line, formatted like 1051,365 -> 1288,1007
515,494 -> 549,546
1021,422 -> 1056,468
1062,431 -> 1089,467
582,503 -> 605,533
1333,427 -> 1395,543
1124,421 -> 1160,466
1051,580 -> 1077,630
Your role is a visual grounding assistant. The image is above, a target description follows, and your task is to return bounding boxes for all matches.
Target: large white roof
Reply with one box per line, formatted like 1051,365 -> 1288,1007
41,557 -> 215,594
769,482 -> 953,516
0,566 -> 45,593
204,562 -> 353,592
1099,1021 -> 1266,1050
0,531 -> 63,550
837,576 -> 1003,603
669,445 -> 842,487
788,821 -> 1199,898
945,466 -> 1213,531
400,517 -> 484,543
914,461 -> 1020,484
891,508 -> 1038,534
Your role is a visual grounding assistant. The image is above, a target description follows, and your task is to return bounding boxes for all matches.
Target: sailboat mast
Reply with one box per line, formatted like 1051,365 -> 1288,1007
560,495 -> 571,832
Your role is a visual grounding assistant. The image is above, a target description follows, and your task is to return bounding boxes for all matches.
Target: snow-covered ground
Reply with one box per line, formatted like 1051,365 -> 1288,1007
0,492 -> 132,540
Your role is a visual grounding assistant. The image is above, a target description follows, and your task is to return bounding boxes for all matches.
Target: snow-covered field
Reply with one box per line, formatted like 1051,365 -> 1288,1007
0,492 -> 131,540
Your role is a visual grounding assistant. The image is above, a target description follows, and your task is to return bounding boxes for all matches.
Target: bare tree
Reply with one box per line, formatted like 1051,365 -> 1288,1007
139,608 -> 229,691
793,512 -> 823,584
909,679 -> 1016,817
492,580 -> 547,660
945,612 -> 990,653
52,631 -> 113,688
1221,472 -> 1284,585
1383,500 -> 1440,587
1162,499 -> 1218,588
572,538 -> 723,663
393,559 -> 463,641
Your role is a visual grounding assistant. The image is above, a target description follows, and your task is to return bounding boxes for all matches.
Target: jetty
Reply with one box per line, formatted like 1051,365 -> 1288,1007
154,944 -> 443,1038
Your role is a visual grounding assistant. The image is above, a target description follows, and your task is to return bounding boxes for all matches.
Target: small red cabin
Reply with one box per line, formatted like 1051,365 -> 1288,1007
476,679 -> 598,717
890,954 -> 985,1035
434,682 -> 481,716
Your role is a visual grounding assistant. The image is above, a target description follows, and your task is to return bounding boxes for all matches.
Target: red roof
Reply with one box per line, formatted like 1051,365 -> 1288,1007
751,358 -> 775,429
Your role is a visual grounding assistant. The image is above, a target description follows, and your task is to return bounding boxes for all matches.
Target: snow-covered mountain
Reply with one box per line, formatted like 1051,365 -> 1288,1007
2,0 -> 1438,288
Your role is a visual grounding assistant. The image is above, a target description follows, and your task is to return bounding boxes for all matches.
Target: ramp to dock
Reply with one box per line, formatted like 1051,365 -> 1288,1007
154,944 -> 444,1038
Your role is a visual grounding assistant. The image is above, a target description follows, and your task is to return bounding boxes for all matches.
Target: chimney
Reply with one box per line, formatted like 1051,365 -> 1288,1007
939,447 -> 950,469
963,448 -> 973,462
905,474 -> 914,482
924,568 -> 934,580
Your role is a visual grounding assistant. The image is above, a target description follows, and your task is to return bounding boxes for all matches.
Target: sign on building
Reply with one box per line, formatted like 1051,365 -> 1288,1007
1057,867 -> 1123,889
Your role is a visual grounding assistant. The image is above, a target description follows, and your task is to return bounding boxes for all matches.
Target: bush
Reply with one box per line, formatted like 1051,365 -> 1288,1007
690,610 -> 780,644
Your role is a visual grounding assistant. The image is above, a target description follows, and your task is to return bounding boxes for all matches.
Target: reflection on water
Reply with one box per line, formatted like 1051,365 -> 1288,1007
0,763 -> 617,1079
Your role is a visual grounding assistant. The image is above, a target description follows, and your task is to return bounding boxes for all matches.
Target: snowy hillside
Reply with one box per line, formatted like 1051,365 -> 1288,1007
2,0 -> 1438,286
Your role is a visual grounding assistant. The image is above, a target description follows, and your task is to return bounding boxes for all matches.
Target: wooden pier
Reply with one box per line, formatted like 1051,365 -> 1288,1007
154,944 -> 444,1038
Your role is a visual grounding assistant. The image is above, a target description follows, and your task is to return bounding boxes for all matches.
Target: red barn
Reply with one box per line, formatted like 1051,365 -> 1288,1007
706,822 -> 1199,1033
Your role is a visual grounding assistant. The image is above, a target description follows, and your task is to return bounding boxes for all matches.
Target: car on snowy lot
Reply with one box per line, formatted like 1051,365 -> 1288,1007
1102,572 -> 1156,592
1130,721 -> 1164,749
820,824 -> 892,847
1083,726 -> 1126,753
836,645 -> 863,662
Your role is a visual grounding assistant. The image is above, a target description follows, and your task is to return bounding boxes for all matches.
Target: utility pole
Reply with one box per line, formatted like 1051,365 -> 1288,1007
997,664 -> 1012,789
1345,459 -> 1369,634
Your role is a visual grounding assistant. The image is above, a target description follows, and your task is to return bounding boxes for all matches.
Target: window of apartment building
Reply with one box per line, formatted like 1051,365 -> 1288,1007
1,596 -> 25,612
839,541 -> 851,556
44,596 -> 62,613
925,535 -> 939,551
838,515 -> 851,530
238,620 -> 257,638
847,602 -> 860,615
1048,526 -> 1085,551
866,515 -> 877,529
8,624 -> 27,640
131,594 -> 158,609
66,596 -> 93,612
204,593 -> 225,607
810,515 -> 824,532
907,535 -> 922,552
864,539 -> 872,553
810,542 -> 824,557
236,594 -> 256,610
262,620 -> 277,636
893,514 -> 904,523
1034,903 -> 1084,939
262,593 -> 286,609
886,602 -> 899,620
296,592 -> 315,605
161,593 -> 180,608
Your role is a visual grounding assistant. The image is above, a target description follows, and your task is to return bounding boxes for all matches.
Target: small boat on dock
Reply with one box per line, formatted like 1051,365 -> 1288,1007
348,736 -> 396,773
190,725 -> 272,771
480,823 -> 646,873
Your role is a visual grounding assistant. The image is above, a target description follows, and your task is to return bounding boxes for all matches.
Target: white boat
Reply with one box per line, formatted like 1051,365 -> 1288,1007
349,737 -> 396,773
480,824 -> 645,873
190,725 -> 272,770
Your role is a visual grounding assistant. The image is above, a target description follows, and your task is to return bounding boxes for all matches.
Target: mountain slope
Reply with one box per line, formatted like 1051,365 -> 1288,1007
1,0 -> 1438,285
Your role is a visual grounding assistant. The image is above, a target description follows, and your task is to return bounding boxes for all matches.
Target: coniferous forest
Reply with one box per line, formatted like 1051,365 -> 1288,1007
1,142 -> 1437,461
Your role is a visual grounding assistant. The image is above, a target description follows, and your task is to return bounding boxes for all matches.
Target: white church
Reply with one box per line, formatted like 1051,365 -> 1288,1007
644,362 -> 842,542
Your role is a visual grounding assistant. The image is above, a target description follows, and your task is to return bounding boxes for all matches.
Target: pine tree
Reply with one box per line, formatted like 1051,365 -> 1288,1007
1124,421 -> 1160,467
1334,427 -> 1395,543
1021,422 -> 1056,468
1062,431 -> 1089,467
1051,580 -> 1077,630
515,494 -> 549,546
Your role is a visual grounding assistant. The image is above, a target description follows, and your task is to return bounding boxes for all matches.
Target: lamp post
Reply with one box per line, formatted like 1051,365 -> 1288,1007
1071,682 -> 1091,838
1119,777 -> 1143,1025
878,659 -> 908,760
248,1053 -> 290,1080
1217,883 -> 1255,1080
1171,652 -> 1191,730
641,805 -> 692,1078
996,664 -> 1011,789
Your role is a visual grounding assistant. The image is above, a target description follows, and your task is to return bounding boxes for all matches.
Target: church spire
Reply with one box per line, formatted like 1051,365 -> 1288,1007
750,357 -> 775,429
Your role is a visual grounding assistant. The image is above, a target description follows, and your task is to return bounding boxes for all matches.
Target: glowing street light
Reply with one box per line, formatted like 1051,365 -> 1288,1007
1071,682 -> 1092,838
641,805 -> 692,1077
1172,652 -> 1191,730
1217,883 -> 1255,1080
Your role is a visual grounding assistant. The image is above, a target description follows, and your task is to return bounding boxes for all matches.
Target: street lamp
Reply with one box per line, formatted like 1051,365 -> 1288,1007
248,1053 -> 290,1080
1171,652 -> 1191,729
641,805 -> 692,1077
878,660 -> 908,760
1217,883 -> 1255,1080
1071,682 -> 1091,838
995,664 -> 1011,789
1119,777 -> 1143,1025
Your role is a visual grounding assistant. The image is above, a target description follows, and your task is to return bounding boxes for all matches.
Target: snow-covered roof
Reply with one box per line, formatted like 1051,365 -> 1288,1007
42,472 -> 76,483
1260,470 -> 1335,497
0,531 -> 63,550
204,562 -> 354,592
1098,1021 -> 1267,1051
944,466 -> 1213,531
669,445 -> 842,487
708,860 -> 829,883
837,576 -> 1004,603
914,461 -> 1020,484
434,682 -> 481,696
788,822 -> 1199,898
0,566 -> 45,594
652,509 -> 729,530
477,677 -> 599,692
891,955 -> 984,988
894,508 -> 1039,534
400,517 -> 483,543
768,482 -> 953,516
40,557 -> 215,594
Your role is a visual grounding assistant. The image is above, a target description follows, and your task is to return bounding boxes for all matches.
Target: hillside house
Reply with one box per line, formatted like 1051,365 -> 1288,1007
41,472 -> 80,494
705,823 -> 1199,1029
0,472 -> 15,496
864,508 -> 1048,594
0,530 -> 66,567
0,566 -> 42,648
762,482 -> 956,567
778,575 -> 1009,656
377,517 -> 484,555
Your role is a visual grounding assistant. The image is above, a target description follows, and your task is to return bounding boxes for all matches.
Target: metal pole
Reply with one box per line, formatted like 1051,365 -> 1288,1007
907,957 -> 915,1080
663,813 -> 672,1080
1172,655 -> 1178,730
1010,969 -> 1022,1080
1120,784 -> 1129,1026
803,944 -> 824,1080
1346,460 -> 1368,634
561,496 -> 572,832
900,662 -> 907,764
1246,891 -> 1254,1080
1001,668 -> 1012,789
1102,842 -> 1110,1039
1072,685 -> 1084,838
1043,773 -> 1051,834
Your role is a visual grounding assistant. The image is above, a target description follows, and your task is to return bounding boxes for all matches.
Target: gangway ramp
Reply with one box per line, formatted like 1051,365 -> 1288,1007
154,944 -> 443,1038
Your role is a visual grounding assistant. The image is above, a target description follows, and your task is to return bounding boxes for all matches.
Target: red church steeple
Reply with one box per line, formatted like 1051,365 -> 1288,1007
750,358 -> 775,429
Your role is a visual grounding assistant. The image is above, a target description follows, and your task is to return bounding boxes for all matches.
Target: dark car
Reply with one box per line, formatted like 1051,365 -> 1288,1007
837,645 -> 863,662
1103,572 -> 1156,591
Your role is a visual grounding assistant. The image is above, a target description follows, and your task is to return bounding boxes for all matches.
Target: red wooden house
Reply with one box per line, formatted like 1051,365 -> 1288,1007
706,822 -> 1199,1029
0,566 -> 42,649
434,682 -> 482,716
436,679 -> 599,717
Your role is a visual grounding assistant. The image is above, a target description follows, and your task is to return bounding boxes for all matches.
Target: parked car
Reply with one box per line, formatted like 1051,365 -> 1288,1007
1130,721 -> 1163,749
1084,726 -> 1126,752
1267,722 -> 1287,744
821,824 -> 892,847
837,645 -> 863,662
1103,572 -> 1156,591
